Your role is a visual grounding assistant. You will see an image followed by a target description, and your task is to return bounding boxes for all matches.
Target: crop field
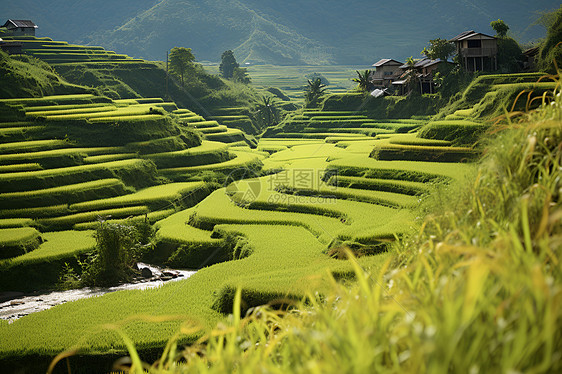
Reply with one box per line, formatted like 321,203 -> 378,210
0,62 -> 526,370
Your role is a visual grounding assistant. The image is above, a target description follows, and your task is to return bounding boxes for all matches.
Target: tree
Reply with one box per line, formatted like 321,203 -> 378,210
421,38 -> 456,61
169,47 -> 195,87
254,96 -> 278,128
304,78 -> 326,108
403,57 -> 420,95
537,6 -> 562,73
232,66 -> 251,84
491,19 -> 509,38
220,50 -> 239,79
352,70 -> 373,92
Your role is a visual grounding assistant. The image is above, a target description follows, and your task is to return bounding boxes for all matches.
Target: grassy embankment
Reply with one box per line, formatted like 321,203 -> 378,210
102,74 -> 562,374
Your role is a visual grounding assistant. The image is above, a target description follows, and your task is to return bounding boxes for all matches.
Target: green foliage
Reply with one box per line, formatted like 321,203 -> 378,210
81,221 -> 153,286
304,78 -> 327,108
169,47 -> 196,87
490,19 -> 510,37
219,50 -> 239,79
421,38 -> 455,60
232,66 -> 251,84
351,70 -> 373,92
253,96 -> 279,129
537,5 -> 562,73
497,37 -> 523,73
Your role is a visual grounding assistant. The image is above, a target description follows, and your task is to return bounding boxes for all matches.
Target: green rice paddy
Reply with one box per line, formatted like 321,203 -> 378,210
0,63 -> 510,369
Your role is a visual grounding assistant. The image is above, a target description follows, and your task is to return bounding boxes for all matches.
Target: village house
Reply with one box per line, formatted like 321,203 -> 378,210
370,59 -> 403,88
450,30 -> 497,72
1,19 -> 38,36
392,58 -> 452,95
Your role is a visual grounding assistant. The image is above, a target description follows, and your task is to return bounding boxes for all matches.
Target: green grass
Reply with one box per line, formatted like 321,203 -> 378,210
0,178 -> 131,210
0,139 -> 71,154
0,159 -> 157,192
0,219 -> 34,228
69,182 -> 209,212
326,155 -> 473,183
37,206 -> 150,230
159,151 -> 263,175
0,227 -> 42,259
0,230 -> 96,292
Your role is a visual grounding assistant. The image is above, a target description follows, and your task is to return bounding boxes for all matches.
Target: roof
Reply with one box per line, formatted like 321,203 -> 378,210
449,30 -> 495,42
523,46 -> 540,56
372,58 -> 403,67
2,20 -> 38,29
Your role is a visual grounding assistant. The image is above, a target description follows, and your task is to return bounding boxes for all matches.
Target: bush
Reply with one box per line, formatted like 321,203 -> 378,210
80,220 -> 153,286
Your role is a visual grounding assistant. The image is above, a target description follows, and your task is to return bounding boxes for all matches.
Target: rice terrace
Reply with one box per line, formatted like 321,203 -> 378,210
0,1 -> 561,373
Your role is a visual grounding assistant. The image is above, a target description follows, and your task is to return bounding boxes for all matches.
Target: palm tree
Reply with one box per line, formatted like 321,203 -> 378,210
352,70 -> 373,92
254,96 -> 277,128
403,57 -> 420,95
304,78 -> 327,107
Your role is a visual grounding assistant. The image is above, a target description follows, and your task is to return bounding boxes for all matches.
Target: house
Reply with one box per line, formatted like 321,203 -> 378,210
1,20 -> 38,36
370,59 -> 403,88
393,58 -> 452,95
522,46 -> 539,71
450,30 -> 497,72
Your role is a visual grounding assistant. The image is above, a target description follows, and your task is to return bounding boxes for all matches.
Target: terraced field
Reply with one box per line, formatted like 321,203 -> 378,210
0,36 -> 144,64
0,93 -> 265,293
5,64 -> 531,369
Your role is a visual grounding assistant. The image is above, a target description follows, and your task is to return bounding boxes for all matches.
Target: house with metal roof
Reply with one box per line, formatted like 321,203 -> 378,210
1,20 -> 38,36
393,58 -> 453,95
370,58 -> 403,88
449,30 -> 497,72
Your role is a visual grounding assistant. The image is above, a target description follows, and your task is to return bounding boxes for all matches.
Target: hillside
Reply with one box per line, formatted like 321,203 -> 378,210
0,0 -> 558,64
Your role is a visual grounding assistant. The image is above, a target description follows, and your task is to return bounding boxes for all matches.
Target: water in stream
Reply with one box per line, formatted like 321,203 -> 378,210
0,263 -> 196,322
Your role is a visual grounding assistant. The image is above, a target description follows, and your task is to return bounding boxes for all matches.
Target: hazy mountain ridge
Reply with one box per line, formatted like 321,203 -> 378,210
0,0 -> 558,64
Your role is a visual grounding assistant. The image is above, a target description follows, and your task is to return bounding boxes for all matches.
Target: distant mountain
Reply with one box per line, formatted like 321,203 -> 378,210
0,0 -> 558,65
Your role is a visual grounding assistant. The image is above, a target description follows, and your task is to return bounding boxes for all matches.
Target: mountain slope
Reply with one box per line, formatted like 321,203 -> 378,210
0,0 -> 558,64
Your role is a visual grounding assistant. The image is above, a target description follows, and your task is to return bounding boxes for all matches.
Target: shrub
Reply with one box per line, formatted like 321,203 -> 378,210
80,220 -> 153,286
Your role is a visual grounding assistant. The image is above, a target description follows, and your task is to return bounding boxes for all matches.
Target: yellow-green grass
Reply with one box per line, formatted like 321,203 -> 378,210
0,205 -> 71,219
0,230 -> 96,292
180,115 -> 205,123
73,209 -> 176,230
227,177 -> 405,234
191,189 -> 342,244
25,105 -> 117,117
159,150 -> 263,175
196,125 -> 228,134
0,163 -> 43,173
83,153 -> 139,164
0,94 -> 99,105
0,223 -> 373,358
23,103 -> 113,113
418,120 -> 489,144
190,121 -> 221,129
276,185 -> 419,208
327,155 -> 474,182
0,219 -> 33,228
269,133 -> 368,139
331,175 -> 431,196
0,230 -> 95,267
326,136 -> 376,144
371,143 -> 478,162
0,139 -> 71,154
154,208 -> 218,246
38,104 -> 163,121
0,178 -> 131,210
0,227 -> 42,259
258,139 -> 325,147
266,143 -> 348,163
37,205 -> 150,229
203,128 -> 246,143
69,182 -> 208,212
0,158 -> 156,192
144,141 -> 230,168
0,147 -> 124,165
0,125 -> 44,137
0,121 -> 40,129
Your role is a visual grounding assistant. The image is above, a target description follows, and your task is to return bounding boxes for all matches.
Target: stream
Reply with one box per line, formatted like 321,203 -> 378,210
0,263 -> 196,322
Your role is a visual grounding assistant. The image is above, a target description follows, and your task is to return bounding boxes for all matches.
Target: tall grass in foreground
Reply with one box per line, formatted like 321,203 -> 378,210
53,82 -> 561,373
